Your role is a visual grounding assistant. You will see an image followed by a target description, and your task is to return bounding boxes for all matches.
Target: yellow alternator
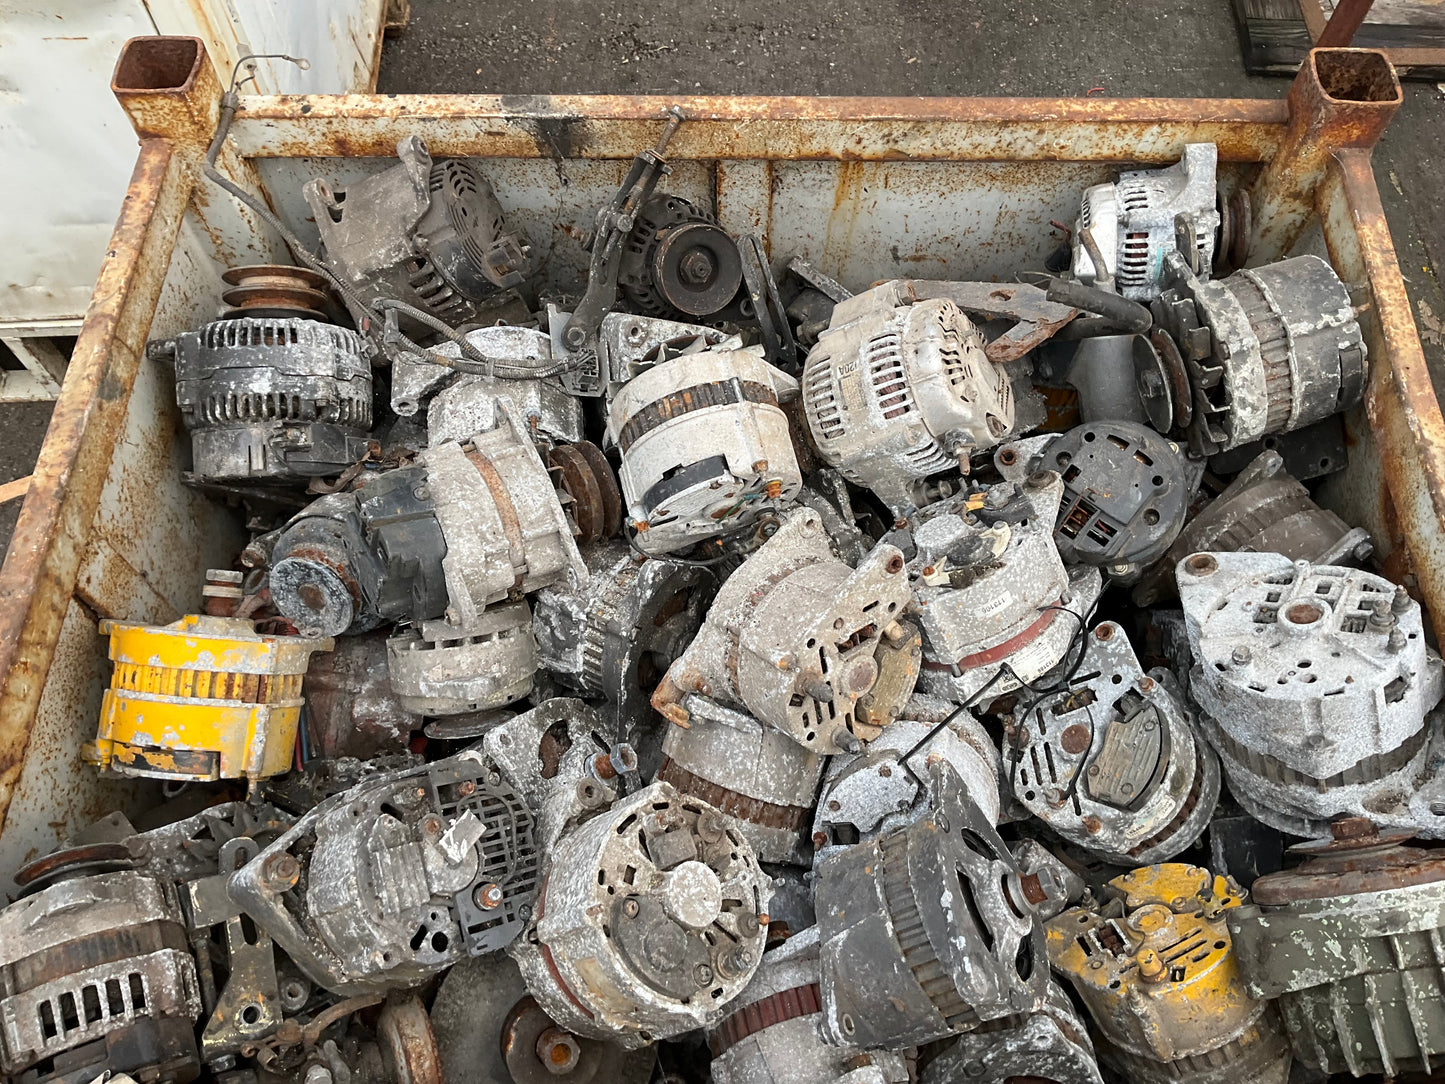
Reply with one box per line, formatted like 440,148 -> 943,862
1046,863 -> 1290,1084
88,614 -> 332,785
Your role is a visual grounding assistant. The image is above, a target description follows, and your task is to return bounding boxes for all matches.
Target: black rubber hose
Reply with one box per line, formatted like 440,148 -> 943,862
1044,277 -> 1153,334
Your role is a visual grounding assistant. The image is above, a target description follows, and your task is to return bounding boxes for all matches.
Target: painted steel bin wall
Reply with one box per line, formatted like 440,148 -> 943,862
0,38 -> 1436,888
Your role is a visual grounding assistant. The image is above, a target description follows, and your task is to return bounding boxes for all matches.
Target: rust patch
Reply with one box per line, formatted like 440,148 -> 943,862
0,140 -> 189,838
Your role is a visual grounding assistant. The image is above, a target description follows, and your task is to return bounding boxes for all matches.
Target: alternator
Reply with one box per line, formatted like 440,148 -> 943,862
812,696 -> 1003,868
419,326 -> 585,445
909,472 -> 1103,705
1072,142 -> 1220,299
88,614 -> 331,786
385,600 -> 538,716
270,405 -> 587,637
920,982 -> 1102,1084
304,136 -> 526,329
816,761 -> 1049,1049
1145,254 -> 1367,456
708,928 -> 912,1084
303,631 -> 421,760
430,952 -> 654,1084
657,695 -> 826,865
1178,551 -> 1445,837
618,193 -> 744,321
0,869 -> 202,1083
509,781 -> 770,1047
1229,819 -> 1445,1078
653,508 -> 920,755
532,541 -> 710,760
1051,420 -> 1197,583
609,341 -> 802,554
161,316 -> 372,484
1009,621 -> 1220,865
801,281 -> 1016,511
1131,449 -> 1372,606
1048,864 -> 1290,1084
230,752 -> 538,995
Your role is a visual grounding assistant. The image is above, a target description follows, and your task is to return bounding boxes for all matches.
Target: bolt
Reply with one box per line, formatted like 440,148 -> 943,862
457,780 -> 476,797
475,883 -> 504,910
694,964 -> 714,987
1393,585 -> 1412,614
1330,816 -> 1377,842
1389,628 -> 1408,653
421,814 -> 443,838
623,898 -> 641,918
413,485 -> 430,501
812,831 -> 829,848
1231,645 -> 1251,665
1140,369 -> 1164,396
1111,563 -> 1131,577
878,764 -> 893,778
1095,624 -> 1115,642
738,912 -> 760,935
261,854 -> 300,892
1137,949 -> 1164,981
678,249 -> 716,285
1369,598 -> 1395,630
536,1027 -> 581,1075
297,583 -> 327,612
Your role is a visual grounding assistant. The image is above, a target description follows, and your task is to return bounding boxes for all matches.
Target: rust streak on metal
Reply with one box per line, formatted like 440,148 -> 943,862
0,139 -> 189,837
226,93 -> 1289,163
1320,150 -> 1445,646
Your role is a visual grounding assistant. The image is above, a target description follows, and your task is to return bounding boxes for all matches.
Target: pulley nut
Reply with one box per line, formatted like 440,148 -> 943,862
536,1027 -> 582,1075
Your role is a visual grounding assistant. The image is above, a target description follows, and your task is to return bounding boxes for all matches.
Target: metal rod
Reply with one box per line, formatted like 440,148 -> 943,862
1317,0 -> 1375,47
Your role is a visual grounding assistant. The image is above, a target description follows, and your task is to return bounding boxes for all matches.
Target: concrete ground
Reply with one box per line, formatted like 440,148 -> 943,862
2,0 -> 1442,557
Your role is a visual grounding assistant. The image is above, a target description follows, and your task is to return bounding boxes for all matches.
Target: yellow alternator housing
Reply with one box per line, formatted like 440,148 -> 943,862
1046,863 -> 1289,1084
89,614 -> 332,784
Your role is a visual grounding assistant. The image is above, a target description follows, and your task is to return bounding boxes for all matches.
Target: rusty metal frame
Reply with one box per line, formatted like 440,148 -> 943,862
0,40 -> 1437,845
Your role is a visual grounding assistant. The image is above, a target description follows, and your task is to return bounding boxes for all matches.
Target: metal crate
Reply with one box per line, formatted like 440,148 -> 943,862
0,37 -> 1434,884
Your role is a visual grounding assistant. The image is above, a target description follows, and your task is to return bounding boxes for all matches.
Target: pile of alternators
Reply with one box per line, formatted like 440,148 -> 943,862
7,124 -> 1445,1084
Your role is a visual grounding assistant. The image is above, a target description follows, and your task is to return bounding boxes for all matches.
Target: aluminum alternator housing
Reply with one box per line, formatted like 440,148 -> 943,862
270,404 -> 586,637
167,316 -> 372,484
816,761 -> 1049,1049
1178,551 -> 1445,837
1228,820 -> 1445,1078
532,541 -> 711,756
230,752 -> 538,995
812,696 -> 1003,869
0,870 -> 202,1083
920,982 -> 1103,1084
1009,621 -> 1220,865
304,136 -> 526,329
509,781 -> 771,1048
386,600 -> 538,716
609,342 -> 802,554
1131,449 -> 1372,606
656,695 -> 826,865
1047,863 -> 1291,1084
1051,420 -> 1196,583
1150,253 -> 1367,456
1072,142 -> 1220,299
653,508 -> 920,755
801,281 -> 1016,511
909,472 -> 1103,705
415,326 -> 584,444
708,928 -> 912,1084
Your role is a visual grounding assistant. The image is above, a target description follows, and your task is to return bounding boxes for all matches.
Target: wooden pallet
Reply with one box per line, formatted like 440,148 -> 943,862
1236,0 -> 1445,76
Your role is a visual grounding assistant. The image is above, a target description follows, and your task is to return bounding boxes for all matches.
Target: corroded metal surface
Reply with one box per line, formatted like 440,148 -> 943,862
4,41 -> 1443,918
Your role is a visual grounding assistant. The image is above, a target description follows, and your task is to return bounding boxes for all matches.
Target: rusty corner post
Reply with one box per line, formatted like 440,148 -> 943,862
111,36 -> 218,148
1247,48 -> 1400,264
0,38 -> 217,836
